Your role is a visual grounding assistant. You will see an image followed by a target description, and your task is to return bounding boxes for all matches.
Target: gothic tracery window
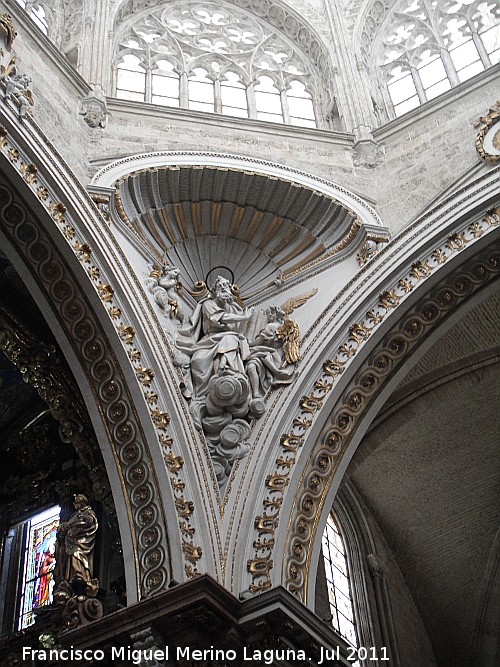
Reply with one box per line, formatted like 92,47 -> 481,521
114,2 -> 318,128
378,0 -> 500,117
322,514 -> 359,652
14,0 -> 49,35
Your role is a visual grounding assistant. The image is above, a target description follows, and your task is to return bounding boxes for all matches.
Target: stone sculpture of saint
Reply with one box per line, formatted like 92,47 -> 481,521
176,275 -> 253,401
55,494 -> 98,588
174,275 -> 308,483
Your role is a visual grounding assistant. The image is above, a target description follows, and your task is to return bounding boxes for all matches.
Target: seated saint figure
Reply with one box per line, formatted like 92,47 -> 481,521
176,276 -> 253,403
176,276 -> 297,446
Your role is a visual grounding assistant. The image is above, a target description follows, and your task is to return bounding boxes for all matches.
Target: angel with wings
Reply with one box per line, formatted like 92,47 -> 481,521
246,306 -> 296,405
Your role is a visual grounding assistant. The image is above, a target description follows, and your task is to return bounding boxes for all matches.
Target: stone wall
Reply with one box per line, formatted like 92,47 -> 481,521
4,3 -> 91,184
374,68 -> 499,231
6,1 -> 498,236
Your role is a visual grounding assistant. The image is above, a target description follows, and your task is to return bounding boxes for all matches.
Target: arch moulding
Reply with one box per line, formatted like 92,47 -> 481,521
0,99 -> 197,601
241,166 -> 500,600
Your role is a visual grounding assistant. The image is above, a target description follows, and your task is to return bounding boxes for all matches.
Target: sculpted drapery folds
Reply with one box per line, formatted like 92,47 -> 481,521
174,276 -> 298,484
55,494 -> 98,591
50,495 -> 103,629
146,266 -> 183,322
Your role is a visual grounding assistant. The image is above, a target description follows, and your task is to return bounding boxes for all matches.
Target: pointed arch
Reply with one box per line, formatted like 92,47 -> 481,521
110,0 -> 336,127
241,165 -> 500,599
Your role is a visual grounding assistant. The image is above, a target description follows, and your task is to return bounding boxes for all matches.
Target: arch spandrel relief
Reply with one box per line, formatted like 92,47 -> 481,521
170,275 -> 313,487
92,153 -> 389,493
86,149 -> 392,592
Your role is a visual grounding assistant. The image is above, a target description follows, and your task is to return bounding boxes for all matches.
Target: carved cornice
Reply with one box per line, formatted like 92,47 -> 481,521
93,151 -> 383,228
247,206 -> 500,595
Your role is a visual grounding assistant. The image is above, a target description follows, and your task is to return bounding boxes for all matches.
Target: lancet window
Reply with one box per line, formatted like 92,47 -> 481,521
14,506 -> 60,630
378,0 -> 500,117
114,2 -> 318,128
322,514 -> 359,652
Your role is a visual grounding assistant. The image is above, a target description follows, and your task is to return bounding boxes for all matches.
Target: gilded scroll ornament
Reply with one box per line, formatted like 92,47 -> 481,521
248,207 -> 500,596
356,237 -> 387,266
97,282 -> 114,302
7,146 -> 18,162
136,366 -> 154,386
474,100 -> 500,162
0,14 -> 17,52
0,305 -> 115,531
37,185 -> 49,201
0,164 -> 177,595
493,130 -> 500,151
284,251 -> 500,601
20,161 -> 37,184
0,15 -> 17,83
117,323 -> 135,343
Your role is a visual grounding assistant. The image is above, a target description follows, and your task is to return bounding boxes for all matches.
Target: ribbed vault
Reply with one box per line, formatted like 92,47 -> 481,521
114,165 -> 360,292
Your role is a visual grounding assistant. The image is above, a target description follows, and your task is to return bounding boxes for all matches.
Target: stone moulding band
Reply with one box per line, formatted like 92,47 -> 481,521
247,207 -> 499,596
284,249 -> 499,601
0,129 -> 183,598
90,150 -> 385,229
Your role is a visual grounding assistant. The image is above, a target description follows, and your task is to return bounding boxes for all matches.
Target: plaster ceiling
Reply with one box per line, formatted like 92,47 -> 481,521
398,290 -> 500,389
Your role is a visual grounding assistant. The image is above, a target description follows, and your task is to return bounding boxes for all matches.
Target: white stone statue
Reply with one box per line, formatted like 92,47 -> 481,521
4,72 -> 34,116
247,306 -> 296,407
146,265 -> 183,322
175,276 -> 298,484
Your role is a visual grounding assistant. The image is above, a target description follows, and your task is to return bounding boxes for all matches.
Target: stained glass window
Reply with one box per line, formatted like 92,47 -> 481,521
17,506 -> 60,630
322,514 -> 359,658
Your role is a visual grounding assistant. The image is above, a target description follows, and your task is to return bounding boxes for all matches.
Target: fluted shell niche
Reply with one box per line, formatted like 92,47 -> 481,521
113,165 -> 360,294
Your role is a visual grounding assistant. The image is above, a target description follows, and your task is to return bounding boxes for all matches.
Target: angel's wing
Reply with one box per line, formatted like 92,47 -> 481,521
280,288 -> 318,315
277,317 -> 301,364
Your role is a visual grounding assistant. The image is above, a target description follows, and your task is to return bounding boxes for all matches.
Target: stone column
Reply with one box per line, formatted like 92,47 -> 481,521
323,0 -> 376,131
79,0 -> 113,93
